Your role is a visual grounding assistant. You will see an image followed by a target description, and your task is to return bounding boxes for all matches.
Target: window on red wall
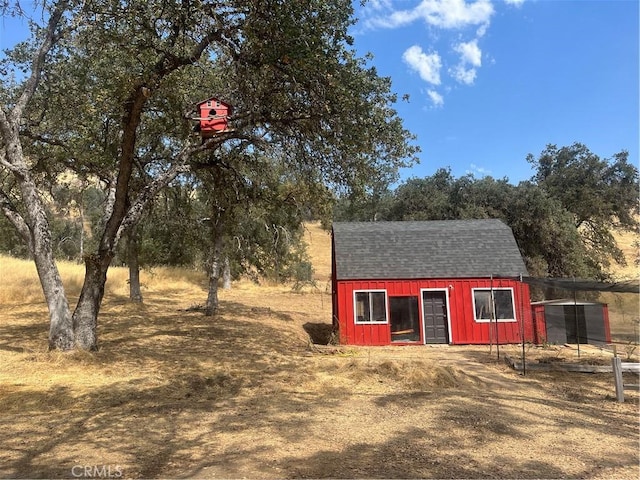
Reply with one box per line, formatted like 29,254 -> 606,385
354,290 -> 387,324
472,288 -> 516,322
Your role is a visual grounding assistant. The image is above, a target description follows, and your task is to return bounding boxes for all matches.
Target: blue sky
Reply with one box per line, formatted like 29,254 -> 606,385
351,0 -> 639,184
1,1 -> 638,186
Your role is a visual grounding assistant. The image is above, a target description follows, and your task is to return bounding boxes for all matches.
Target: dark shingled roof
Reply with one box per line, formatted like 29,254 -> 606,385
332,219 -> 528,280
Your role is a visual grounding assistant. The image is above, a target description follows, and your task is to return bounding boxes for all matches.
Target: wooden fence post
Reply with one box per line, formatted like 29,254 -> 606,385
612,356 -> 625,402
612,357 -> 640,403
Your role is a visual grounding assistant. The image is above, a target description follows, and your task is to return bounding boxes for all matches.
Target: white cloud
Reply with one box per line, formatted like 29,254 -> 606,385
476,23 -> 489,37
418,0 -> 495,29
366,0 -> 494,30
360,1 -> 495,106
368,0 -> 393,11
449,38 -> 482,84
428,89 -> 445,106
504,0 -> 525,7
454,39 -> 482,67
402,45 -> 442,85
450,65 -> 477,84
467,163 -> 492,176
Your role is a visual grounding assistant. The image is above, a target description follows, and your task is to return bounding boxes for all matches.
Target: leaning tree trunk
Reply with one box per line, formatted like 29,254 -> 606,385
70,139 -> 196,349
0,145 -> 74,349
72,254 -> 111,350
29,204 -> 74,350
126,226 -> 143,303
17,170 -> 75,350
34,244 -> 75,350
69,81 -> 150,350
1,165 -> 75,351
0,0 -> 73,349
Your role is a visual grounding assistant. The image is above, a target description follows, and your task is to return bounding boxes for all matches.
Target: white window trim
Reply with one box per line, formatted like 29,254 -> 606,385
353,289 -> 388,324
472,287 -> 517,323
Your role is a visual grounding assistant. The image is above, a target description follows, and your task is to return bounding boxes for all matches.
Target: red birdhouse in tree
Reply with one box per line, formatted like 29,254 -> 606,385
194,97 -> 233,138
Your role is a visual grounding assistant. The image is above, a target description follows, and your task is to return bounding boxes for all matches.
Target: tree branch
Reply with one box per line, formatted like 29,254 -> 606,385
12,0 -> 69,122
116,144 -> 195,243
0,188 -> 32,249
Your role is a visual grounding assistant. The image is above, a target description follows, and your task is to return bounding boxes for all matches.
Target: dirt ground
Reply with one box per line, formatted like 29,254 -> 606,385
0,224 -> 638,479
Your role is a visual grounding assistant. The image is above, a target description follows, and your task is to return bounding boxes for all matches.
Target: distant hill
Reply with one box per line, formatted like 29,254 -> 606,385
611,228 -> 639,281
304,222 -> 332,284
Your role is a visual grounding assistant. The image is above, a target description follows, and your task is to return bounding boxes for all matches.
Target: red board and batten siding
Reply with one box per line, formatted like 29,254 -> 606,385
531,305 -> 548,344
335,278 -> 536,346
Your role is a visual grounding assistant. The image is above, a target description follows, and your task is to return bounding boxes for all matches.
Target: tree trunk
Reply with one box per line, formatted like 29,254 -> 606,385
34,249 -> 75,350
205,239 -> 224,316
19,172 -> 75,350
205,270 -> 220,317
1,158 -> 75,351
205,213 -> 225,316
0,149 -> 75,349
28,229 -> 74,350
72,255 -> 110,350
1,6 -> 210,351
126,227 -> 143,303
0,28 -> 75,350
68,142 -> 194,349
68,83 -> 150,350
222,257 -> 231,290
79,203 -> 85,261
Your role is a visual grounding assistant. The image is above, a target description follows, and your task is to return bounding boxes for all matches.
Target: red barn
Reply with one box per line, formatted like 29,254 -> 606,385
195,97 -> 232,137
331,220 -> 537,345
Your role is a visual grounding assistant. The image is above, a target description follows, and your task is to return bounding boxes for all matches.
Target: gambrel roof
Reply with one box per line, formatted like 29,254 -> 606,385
332,219 -> 528,280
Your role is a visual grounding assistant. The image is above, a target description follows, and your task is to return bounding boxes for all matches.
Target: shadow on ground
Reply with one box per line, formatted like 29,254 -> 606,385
0,294 -> 638,479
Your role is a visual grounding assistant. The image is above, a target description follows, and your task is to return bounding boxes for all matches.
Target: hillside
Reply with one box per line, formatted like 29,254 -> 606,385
304,222 -> 332,284
610,227 -> 639,281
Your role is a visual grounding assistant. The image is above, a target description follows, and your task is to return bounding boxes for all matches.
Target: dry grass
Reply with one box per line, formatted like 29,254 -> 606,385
610,227 -> 639,281
0,222 -> 638,479
303,223 -> 332,285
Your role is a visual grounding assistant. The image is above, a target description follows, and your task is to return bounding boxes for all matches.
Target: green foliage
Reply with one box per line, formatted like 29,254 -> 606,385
227,177 -> 312,282
528,143 -> 639,272
0,214 -> 29,257
529,144 -> 638,229
386,169 -> 457,220
133,182 -> 206,268
331,187 -> 394,223
2,0 -> 419,303
336,145 -> 639,283
49,215 -> 81,260
504,182 -> 598,279
9,0 -> 416,249
289,258 -> 316,292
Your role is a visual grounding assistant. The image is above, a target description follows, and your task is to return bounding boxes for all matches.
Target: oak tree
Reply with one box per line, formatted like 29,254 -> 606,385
528,143 -> 639,274
0,0 -> 417,350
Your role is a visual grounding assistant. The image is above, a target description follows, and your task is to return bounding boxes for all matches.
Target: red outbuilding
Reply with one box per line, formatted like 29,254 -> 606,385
194,97 -> 232,137
331,220 -> 538,346
531,299 -> 612,346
